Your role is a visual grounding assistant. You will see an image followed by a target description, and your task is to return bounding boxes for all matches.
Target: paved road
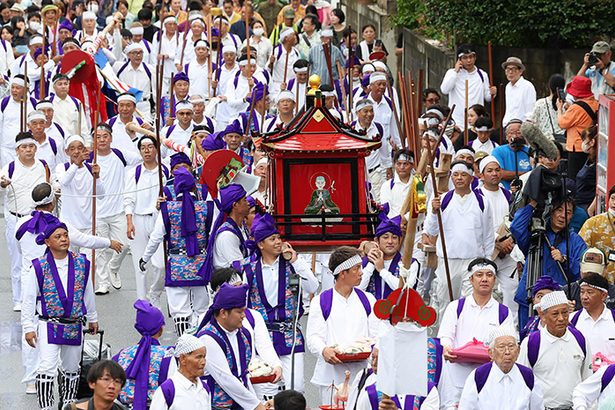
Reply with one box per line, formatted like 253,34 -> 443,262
0,217 -> 321,408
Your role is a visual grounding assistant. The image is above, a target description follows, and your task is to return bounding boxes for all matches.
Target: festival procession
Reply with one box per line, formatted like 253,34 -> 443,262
1,0 -> 615,408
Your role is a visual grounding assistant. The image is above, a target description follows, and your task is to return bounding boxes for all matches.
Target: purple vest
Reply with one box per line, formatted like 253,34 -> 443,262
197,321 -> 252,410
365,382 -> 436,410
114,344 -> 173,406
160,198 -> 212,287
244,255 -> 305,356
361,252 -> 406,300
33,251 -> 90,346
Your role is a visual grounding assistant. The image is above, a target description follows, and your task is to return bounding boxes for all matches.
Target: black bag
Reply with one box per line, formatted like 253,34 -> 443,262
76,330 -> 109,399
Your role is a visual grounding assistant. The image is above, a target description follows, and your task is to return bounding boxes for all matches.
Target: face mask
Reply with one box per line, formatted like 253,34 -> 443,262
29,21 -> 41,32
88,4 -> 99,13
253,28 -> 264,37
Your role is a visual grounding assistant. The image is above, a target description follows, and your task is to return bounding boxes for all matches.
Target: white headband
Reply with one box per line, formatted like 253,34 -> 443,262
16,138 -> 37,147
475,125 -> 490,132
539,291 -> 569,311
423,129 -> 438,140
362,64 -> 375,74
369,73 -> 387,84
10,77 -> 26,87
322,90 -> 336,97
194,39 -> 209,49
455,148 -> 474,160
82,11 -> 96,20
478,155 -> 500,174
333,255 -> 362,276
190,95 -> 205,104
451,162 -> 473,176
65,135 -> 86,147
117,93 -> 137,104
239,58 -> 257,67
214,16 -> 230,26
279,28 -> 295,43
130,26 -> 144,35
373,61 -> 387,71
173,334 -> 205,357
28,111 -> 46,123
276,90 -> 296,103
175,101 -> 193,112
425,108 -> 444,120
397,153 -> 414,164
470,262 -> 496,277
29,36 -> 43,46
33,188 -> 55,206
222,45 -> 236,55
294,66 -> 308,73
36,101 -> 53,110
580,282 -> 608,293
124,42 -> 144,54
163,16 -> 177,25
191,18 -> 205,27
320,29 -> 333,37
488,325 -> 519,345
356,99 -> 374,112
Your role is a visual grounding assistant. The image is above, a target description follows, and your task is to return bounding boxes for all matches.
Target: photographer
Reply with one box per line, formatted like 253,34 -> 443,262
511,194 -> 588,328
491,119 -> 532,190
577,41 -> 615,98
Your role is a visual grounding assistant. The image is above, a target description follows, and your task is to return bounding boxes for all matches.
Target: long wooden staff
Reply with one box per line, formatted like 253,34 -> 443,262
336,61 -> 348,121
51,20 -> 57,57
294,76 -> 299,116
22,62 -> 28,132
488,41 -> 496,121
244,88 -> 256,138
323,42 -> 335,88
40,19 -> 47,99
347,25 -> 353,122
398,72 -> 409,146
207,14 -> 212,98
464,79 -> 469,145
387,80 -> 403,151
261,83 -> 268,131
282,44 -> 290,85
417,69 -> 424,116
178,15 -> 190,68
498,83 -> 504,144
91,88 -> 100,286
213,17 -> 223,97
155,60 -> 169,273
245,11 -> 250,62
425,106 -> 456,301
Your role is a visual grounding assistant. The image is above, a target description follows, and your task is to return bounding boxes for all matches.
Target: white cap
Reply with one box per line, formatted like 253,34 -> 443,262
173,334 -> 205,357
66,135 -> 86,147
130,26 -> 144,35
124,42 -> 144,54
29,36 -> 43,46
538,290 -> 569,311
369,73 -> 387,85
276,90 -> 296,103
28,110 -> 46,123
222,45 -> 236,55
175,100 -> 193,112
373,61 -> 387,71
488,325 -> 519,345
479,155 -> 500,174
279,28 -> 295,43
82,11 -> 96,20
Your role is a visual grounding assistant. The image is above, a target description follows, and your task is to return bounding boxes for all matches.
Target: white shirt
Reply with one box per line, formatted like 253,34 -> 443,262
217,74 -> 253,126
151,32 -> 179,78
108,115 -> 143,157
212,228 -> 247,270
440,67 -> 492,130
519,327 -> 593,408
21,254 -> 98,333
351,372 -> 440,410
354,120 -> 392,170
306,288 -> 379,386
124,164 -> 166,216
56,162 -> 103,230
424,190 -> 495,259
361,256 -> 420,295
288,79 -> 308,112
260,256 -> 319,303
570,306 -> 615,361
113,61 -> 155,102
368,93 -> 401,148
243,36 -> 273,69
161,123 -> 194,158
572,363 -> 615,410
471,138 -> 498,155
0,96 -> 35,152
502,76 -> 537,126
270,45 -> 300,89
150,371 -> 211,410
96,149 -> 141,218
458,363 -> 543,410
200,324 -> 261,410
0,39 -> 15,75
241,308 -> 282,369
0,159 -> 48,214
185,59 -> 212,99
215,63 -> 239,97
35,135 -> 65,171
50,94 -> 90,143
379,173 -> 411,218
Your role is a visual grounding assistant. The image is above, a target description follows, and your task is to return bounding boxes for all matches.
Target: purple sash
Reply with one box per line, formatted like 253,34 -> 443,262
320,288 -> 371,321
362,252 -> 402,300
456,297 -> 509,324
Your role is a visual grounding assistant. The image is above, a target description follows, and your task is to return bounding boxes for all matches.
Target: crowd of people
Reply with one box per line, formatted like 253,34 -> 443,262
2,0 -> 615,408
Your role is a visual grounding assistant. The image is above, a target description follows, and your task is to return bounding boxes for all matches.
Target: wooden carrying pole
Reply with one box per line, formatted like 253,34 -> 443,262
397,72 -> 410,150
346,25 -> 353,122
22,63 -> 28,132
337,61 -> 348,121
498,83 -> 504,144
40,19 -> 47,99
207,14 -> 212,98
488,41 -> 496,121
91,88 -> 101,286
464,79 -> 469,145
426,106 -> 456,301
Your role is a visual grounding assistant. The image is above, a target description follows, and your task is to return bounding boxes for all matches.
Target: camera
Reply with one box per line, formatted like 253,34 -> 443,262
509,137 -> 526,150
588,51 -> 600,66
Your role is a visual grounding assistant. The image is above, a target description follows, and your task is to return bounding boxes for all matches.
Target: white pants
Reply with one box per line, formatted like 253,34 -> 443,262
280,353 -> 304,392
36,321 -> 81,376
136,101 -> 152,123
496,255 -> 520,327
367,167 -> 385,203
5,209 -> 22,304
95,212 -> 130,289
432,257 -> 474,320
130,213 -> 164,300
165,286 -> 209,320
21,317 -> 39,384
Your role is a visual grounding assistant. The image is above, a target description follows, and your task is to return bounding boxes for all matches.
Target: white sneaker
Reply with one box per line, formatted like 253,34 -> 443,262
13,303 -> 21,312
95,285 -> 110,295
110,271 -> 122,289
25,383 -> 36,394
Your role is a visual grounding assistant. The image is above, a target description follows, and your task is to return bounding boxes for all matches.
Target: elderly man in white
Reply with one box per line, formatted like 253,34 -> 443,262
518,291 -> 593,410
458,325 -> 543,410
